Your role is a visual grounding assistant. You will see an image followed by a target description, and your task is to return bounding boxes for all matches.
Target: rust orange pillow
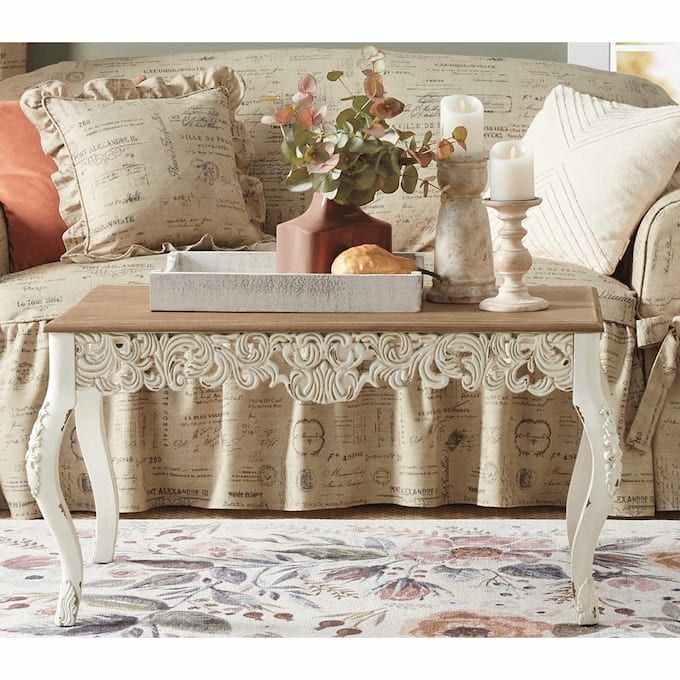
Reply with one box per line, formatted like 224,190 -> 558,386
0,101 -> 67,272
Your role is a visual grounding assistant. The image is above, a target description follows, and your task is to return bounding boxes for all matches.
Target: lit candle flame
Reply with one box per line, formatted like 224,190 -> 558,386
510,145 -> 517,159
458,99 -> 467,113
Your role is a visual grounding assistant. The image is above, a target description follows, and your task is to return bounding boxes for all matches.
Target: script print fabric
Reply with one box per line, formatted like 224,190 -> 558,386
0,44 -> 26,81
0,254 -> 653,518
0,48 -> 676,516
0,48 -> 675,252
19,69 -> 266,263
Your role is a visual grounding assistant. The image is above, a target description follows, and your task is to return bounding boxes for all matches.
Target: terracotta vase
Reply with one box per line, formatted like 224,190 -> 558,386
276,193 -> 392,273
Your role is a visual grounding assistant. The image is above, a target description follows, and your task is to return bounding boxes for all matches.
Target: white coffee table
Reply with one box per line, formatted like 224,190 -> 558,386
26,285 -> 621,627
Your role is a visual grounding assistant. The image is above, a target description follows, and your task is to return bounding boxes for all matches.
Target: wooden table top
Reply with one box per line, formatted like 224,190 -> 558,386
46,285 -> 604,334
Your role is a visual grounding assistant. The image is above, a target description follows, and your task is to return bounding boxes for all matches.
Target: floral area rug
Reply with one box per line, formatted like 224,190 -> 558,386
0,519 -> 679,637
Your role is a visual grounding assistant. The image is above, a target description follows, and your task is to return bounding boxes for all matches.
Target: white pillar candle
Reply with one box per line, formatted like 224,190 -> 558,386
440,95 -> 484,156
489,140 -> 535,200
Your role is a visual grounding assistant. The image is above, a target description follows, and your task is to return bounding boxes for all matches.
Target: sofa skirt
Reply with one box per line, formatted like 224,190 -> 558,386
0,317 -> 656,518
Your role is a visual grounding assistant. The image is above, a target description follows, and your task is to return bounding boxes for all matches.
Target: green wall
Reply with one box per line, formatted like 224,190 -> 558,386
27,43 -> 568,71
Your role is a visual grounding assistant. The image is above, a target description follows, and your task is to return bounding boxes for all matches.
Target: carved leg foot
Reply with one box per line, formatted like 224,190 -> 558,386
570,333 -> 622,626
76,388 -> 118,563
26,333 -> 83,626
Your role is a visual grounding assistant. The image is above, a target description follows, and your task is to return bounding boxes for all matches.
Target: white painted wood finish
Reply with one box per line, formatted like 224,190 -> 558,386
27,326 -> 619,627
25,333 -> 82,627
570,333 -> 623,625
480,198 -> 548,312
75,388 -> 118,563
150,251 -> 425,313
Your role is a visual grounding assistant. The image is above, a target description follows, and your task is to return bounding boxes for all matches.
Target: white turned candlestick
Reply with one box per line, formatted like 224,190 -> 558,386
479,198 -> 547,313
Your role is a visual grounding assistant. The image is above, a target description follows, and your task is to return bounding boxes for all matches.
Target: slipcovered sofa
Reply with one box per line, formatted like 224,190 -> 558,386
1,47 -> 679,518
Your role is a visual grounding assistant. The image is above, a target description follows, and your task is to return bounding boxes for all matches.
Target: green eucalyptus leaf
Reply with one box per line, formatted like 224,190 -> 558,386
294,128 -> 314,147
353,166 -> 378,191
318,173 -> 341,193
347,136 -> 364,154
336,108 -> 357,128
281,139 -> 296,164
348,187 -> 377,206
286,168 -> 313,193
396,129 -> 415,141
335,131 -> 350,149
352,95 -> 371,113
422,131 -> 432,147
327,70 -> 344,81
389,147 -> 402,175
453,126 -> 468,142
401,164 -> 418,194
382,172 -> 400,194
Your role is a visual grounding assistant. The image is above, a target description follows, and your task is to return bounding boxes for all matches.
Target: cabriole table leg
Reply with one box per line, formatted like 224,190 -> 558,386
76,388 -> 119,563
25,333 -> 83,627
570,332 -> 623,625
566,430 -> 592,548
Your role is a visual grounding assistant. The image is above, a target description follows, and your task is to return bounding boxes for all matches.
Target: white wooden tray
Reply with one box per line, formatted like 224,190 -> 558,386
149,251 -> 425,313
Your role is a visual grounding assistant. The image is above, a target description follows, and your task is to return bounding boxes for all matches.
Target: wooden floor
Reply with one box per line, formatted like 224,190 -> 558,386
2,504 -> 678,521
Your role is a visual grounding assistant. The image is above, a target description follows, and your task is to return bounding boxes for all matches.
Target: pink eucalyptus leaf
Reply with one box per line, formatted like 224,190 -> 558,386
370,97 -> 404,119
409,147 -> 434,168
434,139 -> 454,160
312,104 -> 328,125
297,73 -> 318,96
296,108 -> 314,128
363,122 -> 385,138
292,91 -> 314,106
261,105 -> 294,126
364,75 -> 385,100
308,153 -> 340,174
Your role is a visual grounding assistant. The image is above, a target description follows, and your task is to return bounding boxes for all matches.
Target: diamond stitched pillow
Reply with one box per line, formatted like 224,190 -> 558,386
20,68 -> 267,263
492,84 -> 680,275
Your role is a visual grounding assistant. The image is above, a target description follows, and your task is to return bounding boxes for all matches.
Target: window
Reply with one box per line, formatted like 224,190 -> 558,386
612,42 -> 680,102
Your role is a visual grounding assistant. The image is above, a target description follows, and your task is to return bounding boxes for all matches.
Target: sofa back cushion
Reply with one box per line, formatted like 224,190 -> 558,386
0,101 -> 67,271
1,48 -> 675,252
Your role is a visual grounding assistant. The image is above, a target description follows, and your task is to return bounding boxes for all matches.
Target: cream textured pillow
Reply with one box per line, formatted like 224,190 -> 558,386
494,84 -> 680,275
20,68 -> 266,263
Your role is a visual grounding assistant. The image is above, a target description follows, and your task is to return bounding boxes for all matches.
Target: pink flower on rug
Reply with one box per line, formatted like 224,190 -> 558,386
377,578 -> 433,601
406,611 -> 553,638
607,576 -> 662,592
183,539 -> 248,559
646,550 -> 680,571
1,554 -> 58,570
396,534 -> 553,565
615,619 -> 661,633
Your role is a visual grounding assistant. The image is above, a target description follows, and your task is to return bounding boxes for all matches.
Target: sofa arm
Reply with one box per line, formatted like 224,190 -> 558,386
0,207 -> 9,278
626,190 -> 680,450
632,189 -> 680,332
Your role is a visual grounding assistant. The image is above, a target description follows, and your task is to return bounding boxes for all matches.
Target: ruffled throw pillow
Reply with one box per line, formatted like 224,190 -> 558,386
20,68 -> 267,263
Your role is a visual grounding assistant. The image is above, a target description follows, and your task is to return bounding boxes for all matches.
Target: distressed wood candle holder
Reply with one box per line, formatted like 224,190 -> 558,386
426,156 -> 497,304
480,197 -> 547,312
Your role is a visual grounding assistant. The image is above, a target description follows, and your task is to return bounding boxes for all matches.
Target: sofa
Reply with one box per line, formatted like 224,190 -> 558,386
1,46 -> 679,518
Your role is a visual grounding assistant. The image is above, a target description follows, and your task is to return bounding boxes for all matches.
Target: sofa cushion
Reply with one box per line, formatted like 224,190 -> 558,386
500,85 -> 680,276
0,253 -> 636,327
0,101 -> 67,272
20,68 -> 267,263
